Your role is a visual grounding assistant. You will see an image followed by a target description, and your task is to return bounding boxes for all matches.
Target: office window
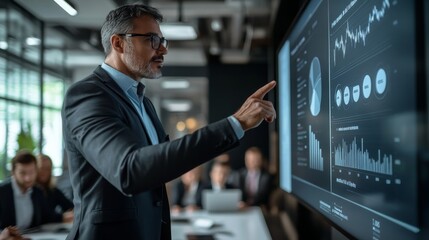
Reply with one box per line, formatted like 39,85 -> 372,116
0,1 -> 69,180
7,8 -> 23,57
5,61 -> 19,100
0,99 -> 6,179
44,73 -> 64,108
21,68 -> 41,105
4,63 -> 41,105
0,4 -> 6,51
7,6 -> 41,63
42,73 -> 65,176
0,57 -> 5,96
42,108 -> 63,176
3,102 -> 39,169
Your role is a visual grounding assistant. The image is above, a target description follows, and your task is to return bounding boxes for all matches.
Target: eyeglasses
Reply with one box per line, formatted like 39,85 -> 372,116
118,33 -> 169,50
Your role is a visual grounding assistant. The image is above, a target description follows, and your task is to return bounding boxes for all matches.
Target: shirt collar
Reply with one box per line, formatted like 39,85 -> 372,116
11,177 -> 33,196
248,170 -> 261,177
101,62 -> 146,96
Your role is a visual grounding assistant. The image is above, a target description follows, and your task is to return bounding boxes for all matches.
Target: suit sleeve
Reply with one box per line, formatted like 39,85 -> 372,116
53,188 -> 74,211
62,81 -> 240,195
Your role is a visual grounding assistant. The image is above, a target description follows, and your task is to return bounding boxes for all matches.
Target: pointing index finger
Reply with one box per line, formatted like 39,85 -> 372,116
250,80 -> 277,99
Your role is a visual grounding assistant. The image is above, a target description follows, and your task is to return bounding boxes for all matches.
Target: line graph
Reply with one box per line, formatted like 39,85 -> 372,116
332,0 -> 391,65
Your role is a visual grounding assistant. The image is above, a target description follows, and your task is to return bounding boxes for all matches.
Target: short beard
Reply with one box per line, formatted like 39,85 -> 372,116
124,41 -> 162,79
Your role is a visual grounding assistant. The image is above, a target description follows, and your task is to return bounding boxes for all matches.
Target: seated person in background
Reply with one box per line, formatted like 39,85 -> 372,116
36,154 -> 74,223
237,147 -> 273,208
203,153 -> 239,186
0,151 -> 62,231
171,166 -> 204,213
204,161 -> 235,191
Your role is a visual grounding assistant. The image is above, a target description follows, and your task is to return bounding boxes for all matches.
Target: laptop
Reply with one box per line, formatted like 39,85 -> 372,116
202,189 -> 242,212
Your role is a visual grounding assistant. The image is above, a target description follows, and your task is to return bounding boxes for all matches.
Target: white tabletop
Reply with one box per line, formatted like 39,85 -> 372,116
24,207 -> 271,240
171,207 -> 272,240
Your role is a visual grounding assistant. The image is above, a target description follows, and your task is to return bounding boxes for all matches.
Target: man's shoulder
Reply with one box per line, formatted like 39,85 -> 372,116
0,180 -> 13,198
0,179 -> 12,189
69,69 -> 102,88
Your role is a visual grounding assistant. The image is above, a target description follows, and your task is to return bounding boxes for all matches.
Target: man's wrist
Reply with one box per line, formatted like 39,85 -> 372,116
227,116 -> 244,139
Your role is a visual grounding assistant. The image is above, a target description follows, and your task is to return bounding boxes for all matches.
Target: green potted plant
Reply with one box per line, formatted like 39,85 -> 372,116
16,123 -> 37,153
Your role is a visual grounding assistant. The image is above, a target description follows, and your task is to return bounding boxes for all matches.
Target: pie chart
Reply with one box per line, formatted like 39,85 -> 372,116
309,57 -> 322,116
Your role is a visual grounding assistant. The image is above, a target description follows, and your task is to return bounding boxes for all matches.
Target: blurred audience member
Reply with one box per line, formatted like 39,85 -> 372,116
36,154 -> 74,223
0,151 -> 60,230
204,153 -> 239,186
204,161 -> 235,191
237,147 -> 273,208
171,166 -> 204,213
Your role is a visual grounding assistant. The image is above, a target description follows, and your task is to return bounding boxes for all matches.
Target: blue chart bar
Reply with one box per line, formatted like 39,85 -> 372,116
309,125 -> 324,171
334,137 -> 393,175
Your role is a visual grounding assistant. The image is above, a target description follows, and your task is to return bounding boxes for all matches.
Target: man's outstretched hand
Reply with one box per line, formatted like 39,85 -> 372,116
233,80 -> 277,131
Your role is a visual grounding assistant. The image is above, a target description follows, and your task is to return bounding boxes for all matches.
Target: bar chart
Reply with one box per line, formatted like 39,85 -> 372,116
334,137 -> 393,175
309,125 -> 324,171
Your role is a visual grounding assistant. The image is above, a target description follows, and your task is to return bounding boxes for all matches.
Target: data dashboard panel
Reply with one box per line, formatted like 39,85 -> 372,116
277,0 -> 427,239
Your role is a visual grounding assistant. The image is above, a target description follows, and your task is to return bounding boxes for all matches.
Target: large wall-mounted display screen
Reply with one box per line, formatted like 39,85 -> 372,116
278,0 -> 427,239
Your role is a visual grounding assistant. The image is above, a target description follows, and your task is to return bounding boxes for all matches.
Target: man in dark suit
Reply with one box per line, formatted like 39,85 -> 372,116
61,4 -> 276,240
0,151 -> 62,231
204,161 -> 236,191
171,166 -> 204,213
237,147 -> 273,208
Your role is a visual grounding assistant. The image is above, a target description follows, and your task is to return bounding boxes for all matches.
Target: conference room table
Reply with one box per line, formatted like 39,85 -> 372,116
24,207 -> 271,240
171,206 -> 272,240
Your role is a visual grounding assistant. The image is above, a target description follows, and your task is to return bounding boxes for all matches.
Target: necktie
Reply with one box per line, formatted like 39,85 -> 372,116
135,82 -> 159,144
137,82 -> 164,209
137,82 -> 144,101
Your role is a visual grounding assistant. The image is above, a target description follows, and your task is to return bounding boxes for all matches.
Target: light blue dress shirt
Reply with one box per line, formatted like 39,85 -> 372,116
101,63 -> 159,144
11,177 -> 33,230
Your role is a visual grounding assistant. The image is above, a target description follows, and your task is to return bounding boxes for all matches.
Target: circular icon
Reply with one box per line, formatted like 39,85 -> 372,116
309,57 -> 322,116
352,85 -> 360,102
376,68 -> 387,95
343,86 -> 350,105
362,75 -> 372,99
336,88 -> 342,107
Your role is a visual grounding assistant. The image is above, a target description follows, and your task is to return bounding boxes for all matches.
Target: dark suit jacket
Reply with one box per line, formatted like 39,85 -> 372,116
171,180 -> 204,208
61,66 -> 239,240
0,179 -> 61,230
238,169 -> 272,206
41,187 -> 74,214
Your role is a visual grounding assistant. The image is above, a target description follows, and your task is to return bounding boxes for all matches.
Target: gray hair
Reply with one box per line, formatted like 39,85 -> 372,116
101,4 -> 163,55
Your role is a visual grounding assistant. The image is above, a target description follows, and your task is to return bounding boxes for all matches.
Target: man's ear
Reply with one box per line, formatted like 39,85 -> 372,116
111,34 -> 125,53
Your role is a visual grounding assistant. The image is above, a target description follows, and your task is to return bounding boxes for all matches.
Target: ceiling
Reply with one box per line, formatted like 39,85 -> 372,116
14,0 -> 276,67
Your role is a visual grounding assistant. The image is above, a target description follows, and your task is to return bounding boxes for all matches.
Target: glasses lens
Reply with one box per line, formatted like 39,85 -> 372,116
151,35 -> 160,50
161,39 -> 168,49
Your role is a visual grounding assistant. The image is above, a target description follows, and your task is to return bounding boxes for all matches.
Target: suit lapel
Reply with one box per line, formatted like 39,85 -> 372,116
5,182 -> 17,226
143,97 -> 169,143
94,66 -> 170,143
93,66 -> 155,144
93,66 -> 137,113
